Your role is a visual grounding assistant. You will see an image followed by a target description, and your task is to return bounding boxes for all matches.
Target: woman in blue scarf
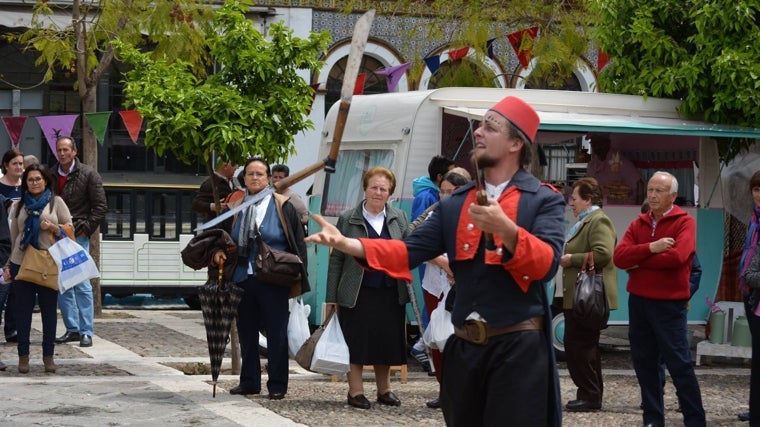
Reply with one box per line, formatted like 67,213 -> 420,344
559,177 -> 619,412
738,170 -> 760,424
2,164 -> 72,374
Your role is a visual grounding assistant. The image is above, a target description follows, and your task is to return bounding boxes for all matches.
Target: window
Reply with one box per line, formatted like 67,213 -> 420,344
321,149 -> 394,217
325,55 -> 387,115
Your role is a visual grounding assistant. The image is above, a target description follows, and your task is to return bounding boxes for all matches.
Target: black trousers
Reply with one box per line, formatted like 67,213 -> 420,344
440,329 -> 548,427
564,309 -> 603,404
236,275 -> 290,394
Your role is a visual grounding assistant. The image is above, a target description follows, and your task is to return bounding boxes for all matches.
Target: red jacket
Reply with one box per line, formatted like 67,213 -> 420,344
613,205 -> 695,300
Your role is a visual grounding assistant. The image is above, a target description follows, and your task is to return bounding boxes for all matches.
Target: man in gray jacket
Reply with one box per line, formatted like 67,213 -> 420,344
53,136 -> 107,348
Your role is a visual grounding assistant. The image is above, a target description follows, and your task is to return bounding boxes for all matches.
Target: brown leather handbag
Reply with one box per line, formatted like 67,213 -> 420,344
253,222 -> 302,287
17,246 -> 59,291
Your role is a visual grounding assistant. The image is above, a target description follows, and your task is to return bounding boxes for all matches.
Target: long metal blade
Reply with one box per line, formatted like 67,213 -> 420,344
340,9 -> 375,103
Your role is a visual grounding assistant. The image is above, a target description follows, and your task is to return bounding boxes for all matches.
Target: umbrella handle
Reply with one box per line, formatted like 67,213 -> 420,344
218,261 -> 224,287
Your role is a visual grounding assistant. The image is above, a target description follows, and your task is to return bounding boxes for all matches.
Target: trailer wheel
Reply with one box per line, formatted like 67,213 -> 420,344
551,312 -> 566,361
184,295 -> 201,310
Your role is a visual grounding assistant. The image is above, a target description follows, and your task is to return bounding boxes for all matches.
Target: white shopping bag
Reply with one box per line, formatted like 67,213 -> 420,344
423,287 -> 454,350
310,312 -> 349,375
47,237 -> 100,293
287,298 -> 311,358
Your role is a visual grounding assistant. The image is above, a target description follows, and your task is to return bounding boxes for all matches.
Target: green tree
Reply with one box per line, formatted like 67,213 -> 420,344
114,0 -> 330,197
588,0 -> 760,160
10,0 -> 212,312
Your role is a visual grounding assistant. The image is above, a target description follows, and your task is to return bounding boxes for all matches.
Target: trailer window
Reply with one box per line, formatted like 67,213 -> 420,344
322,150 -> 394,217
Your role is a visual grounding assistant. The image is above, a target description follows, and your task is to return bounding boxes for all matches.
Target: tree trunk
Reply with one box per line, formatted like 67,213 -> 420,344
81,85 -> 102,316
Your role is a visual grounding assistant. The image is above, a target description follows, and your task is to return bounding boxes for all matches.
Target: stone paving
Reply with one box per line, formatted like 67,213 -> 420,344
0,310 -> 754,426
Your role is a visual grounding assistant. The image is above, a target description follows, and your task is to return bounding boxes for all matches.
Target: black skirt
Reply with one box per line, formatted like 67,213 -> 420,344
338,284 -> 406,366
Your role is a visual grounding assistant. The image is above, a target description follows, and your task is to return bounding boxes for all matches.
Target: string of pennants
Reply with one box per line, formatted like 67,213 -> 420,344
0,110 -> 143,152
355,27 -> 610,94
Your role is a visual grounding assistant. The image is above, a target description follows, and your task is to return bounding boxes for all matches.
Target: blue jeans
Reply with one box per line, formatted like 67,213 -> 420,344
628,294 -> 705,427
57,236 -> 94,336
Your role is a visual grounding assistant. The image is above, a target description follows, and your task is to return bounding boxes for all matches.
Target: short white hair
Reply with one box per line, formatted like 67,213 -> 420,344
652,171 -> 678,194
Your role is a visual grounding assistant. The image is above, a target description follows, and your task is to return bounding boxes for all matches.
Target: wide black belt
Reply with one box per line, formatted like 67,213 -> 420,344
454,316 -> 543,345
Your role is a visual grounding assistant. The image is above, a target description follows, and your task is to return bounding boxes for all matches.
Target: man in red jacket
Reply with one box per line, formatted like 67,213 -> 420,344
614,171 -> 705,427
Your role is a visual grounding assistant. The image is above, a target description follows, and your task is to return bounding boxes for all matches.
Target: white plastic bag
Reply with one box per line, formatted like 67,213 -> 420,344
423,287 -> 454,350
287,298 -> 311,358
310,312 -> 349,375
47,237 -> 100,293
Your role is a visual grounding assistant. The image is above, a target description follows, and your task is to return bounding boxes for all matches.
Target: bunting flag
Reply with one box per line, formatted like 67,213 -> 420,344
353,73 -> 366,96
35,114 -> 79,157
447,46 -> 470,62
118,110 -> 143,144
424,55 -> 440,74
597,48 -> 610,72
84,111 -> 112,146
486,38 -> 496,59
1,116 -> 27,148
374,62 -> 411,92
506,26 -> 539,67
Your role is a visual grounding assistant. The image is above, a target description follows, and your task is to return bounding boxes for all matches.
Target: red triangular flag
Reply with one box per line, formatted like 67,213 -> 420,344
118,110 -> 143,144
447,47 -> 470,62
597,49 -> 610,72
506,26 -> 539,67
1,116 -> 27,148
353,73 -> 366,96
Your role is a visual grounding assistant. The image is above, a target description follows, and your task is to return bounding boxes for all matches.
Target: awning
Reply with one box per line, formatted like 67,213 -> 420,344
443,106 -> 760,139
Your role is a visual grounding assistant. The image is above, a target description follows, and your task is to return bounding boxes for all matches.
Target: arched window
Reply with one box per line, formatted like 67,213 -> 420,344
324,55 -> 387,111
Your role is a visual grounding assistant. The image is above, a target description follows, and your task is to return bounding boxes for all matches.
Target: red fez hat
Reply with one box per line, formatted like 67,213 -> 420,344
489,96 -> 540,143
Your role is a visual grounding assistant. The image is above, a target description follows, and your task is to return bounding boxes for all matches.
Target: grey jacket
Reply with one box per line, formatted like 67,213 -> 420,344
326,202 -> 410,308
54,159 -> 107,238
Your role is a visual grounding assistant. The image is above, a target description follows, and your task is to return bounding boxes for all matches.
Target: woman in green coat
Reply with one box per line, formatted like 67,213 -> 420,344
560,177 -> 619,412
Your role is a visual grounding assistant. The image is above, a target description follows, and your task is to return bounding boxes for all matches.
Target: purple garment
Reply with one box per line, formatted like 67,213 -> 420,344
739,206 -> 760,296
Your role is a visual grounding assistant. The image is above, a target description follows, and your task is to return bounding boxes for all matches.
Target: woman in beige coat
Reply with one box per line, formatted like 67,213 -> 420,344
560,177 -> 619,411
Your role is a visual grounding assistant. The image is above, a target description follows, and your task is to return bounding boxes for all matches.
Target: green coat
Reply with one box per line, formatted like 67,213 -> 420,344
561,208 -> 619,311
326,202 -> 410,308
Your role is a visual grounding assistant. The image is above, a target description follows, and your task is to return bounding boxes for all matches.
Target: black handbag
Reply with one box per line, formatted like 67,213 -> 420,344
573,252 -> 609,329
254,222 -> 302,287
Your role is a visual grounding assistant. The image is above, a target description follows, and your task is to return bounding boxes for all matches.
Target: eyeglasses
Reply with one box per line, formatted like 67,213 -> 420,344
27,177 -> 44,183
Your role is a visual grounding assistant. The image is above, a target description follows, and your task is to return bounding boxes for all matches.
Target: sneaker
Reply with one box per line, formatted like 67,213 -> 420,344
410,347 -> 431,372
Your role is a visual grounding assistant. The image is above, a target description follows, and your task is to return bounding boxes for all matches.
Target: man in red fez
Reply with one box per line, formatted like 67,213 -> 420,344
307,96 -> 565,426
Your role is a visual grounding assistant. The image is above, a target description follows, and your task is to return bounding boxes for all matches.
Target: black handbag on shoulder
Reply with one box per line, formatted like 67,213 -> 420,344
573,252 -> 609,329
254,222 -> 302,287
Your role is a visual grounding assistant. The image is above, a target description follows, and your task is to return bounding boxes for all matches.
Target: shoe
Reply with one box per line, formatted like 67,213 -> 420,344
565,400 -> 601,411
410,348 -> 431,372
739,412 -> 751,421
268,392 -> 285,400
80,335 -> 92,347
229,385 -> 260,395
55,331 -> 79,344
377,391 -> 401,406
426,398 -> 440,409
18,355 -> 29,374
567,399 -> 582,406
0,360 -> 6,371
5,331 -> 17,343
643,424 -> 663,427
43,355 -> 56,373
347,393 -> 371,409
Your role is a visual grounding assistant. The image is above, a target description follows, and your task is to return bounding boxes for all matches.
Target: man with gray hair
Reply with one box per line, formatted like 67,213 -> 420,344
614,171 -> 705,427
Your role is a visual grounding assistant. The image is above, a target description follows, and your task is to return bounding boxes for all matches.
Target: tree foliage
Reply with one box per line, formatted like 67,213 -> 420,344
588,0 -> 760,160
114,0 -> 331,167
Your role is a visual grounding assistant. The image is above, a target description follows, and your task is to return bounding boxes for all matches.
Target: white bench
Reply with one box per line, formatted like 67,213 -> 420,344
695,301 -> 752,366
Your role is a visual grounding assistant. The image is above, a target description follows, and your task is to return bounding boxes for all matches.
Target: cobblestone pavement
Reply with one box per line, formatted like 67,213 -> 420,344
0,310 -> 753,426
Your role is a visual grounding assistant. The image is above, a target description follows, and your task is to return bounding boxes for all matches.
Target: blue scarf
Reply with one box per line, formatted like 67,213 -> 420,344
20,189 -> 52,250
739,205 -> 760,296
566,205 -> 600,242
